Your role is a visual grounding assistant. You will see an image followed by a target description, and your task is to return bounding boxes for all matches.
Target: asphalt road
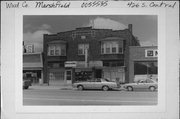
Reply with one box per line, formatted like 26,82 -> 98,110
23,89 -> 157,105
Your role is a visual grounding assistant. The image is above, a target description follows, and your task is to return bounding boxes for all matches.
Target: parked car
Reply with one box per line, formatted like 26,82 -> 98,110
122,79 -> 158,91
23,78 -> 32,89
73,78 -> 118,91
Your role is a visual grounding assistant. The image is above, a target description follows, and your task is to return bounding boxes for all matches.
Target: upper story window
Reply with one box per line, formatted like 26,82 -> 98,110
48,44 -> 66,56
101,41 -> 123,54
78,44 -> 89,55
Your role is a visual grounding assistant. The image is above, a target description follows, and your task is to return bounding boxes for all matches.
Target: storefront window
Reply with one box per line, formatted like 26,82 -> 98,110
75,71 -> 92,82
134,61 -> 157,75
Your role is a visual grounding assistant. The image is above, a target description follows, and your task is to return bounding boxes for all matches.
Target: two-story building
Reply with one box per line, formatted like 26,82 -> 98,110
43,24 -> 140,85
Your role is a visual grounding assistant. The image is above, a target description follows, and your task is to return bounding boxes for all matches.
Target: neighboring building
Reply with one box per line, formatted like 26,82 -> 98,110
128,46 -> 158,83
23,52 -> 43,84
43,24 -> 140,85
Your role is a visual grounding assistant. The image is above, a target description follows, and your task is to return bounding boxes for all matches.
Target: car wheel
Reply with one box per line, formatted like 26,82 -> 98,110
149,86 -> 156,91
77,85 -> 84,90
102,86 -> 109,91
127,86 -> 133,91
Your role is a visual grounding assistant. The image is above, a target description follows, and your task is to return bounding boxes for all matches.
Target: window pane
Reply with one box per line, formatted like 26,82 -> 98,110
148,62 -> 158,74
50,50 -> 54,55
48,45 -> 55,56
134,62 -> 147,75
78,44 -> 84,55
101,43 -> 105,54
106,42 -> 111,53
55,46 -> 59,56
134,61 -> 158,75
106,48 -> 110,53
55,50 -> 59,55
147,51 -> 154,57
118,41 -> 123,53
119,47 -> 123,53
112,42 -> 117,53
112,47 -> 116,53
78,44 -> 89,55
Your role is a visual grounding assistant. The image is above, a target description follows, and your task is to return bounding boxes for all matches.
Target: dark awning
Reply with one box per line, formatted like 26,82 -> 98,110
23,53 -> 43,69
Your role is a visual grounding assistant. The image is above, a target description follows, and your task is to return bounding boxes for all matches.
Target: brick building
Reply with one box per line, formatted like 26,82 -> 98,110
128,46 -> 158,83
43,24 -> 140,85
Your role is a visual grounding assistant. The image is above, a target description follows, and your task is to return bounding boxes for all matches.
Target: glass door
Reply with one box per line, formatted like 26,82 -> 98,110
66,70 -> 72,84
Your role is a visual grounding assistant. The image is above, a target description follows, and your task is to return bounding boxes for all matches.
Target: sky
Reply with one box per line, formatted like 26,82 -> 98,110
23,15 -> 157,52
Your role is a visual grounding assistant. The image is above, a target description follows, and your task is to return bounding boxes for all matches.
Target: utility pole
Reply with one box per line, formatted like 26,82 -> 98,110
85,48 -> 88,68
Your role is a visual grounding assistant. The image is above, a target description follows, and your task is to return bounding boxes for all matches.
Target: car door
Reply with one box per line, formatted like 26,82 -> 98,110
94,78 -> 102,89
83,81 -> 91,89
85,79 -> 95,89
136,80 -> 145,89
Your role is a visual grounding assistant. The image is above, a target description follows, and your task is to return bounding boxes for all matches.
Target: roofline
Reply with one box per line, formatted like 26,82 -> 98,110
55,27 -> 128,34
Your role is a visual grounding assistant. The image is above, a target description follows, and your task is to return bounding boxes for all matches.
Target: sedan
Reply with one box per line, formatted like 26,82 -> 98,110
122,79 -> 158,91
72,78 -> 118,91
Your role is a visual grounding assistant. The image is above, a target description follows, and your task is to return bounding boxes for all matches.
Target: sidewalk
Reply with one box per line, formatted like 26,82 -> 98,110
30,83 -> 74,90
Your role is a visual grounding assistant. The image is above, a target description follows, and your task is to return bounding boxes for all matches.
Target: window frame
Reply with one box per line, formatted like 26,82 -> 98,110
101,40 -> 124,54
78,43 -> 89,55
47,44 -> 66,56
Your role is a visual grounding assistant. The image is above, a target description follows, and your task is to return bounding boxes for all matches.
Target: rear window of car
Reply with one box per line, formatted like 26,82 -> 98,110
101,78 -> 110,82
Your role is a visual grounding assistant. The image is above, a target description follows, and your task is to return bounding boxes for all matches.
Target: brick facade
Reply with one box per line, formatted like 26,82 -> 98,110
43,25 -> 140,84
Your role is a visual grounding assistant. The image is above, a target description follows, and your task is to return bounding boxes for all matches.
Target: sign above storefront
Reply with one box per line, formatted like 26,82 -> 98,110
65,61 -> 103,68
65,61 -> 77,68
24,44 -> 34,53
145,49 -> 158,57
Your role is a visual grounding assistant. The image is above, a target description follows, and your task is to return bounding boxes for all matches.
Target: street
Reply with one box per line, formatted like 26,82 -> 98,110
23,88 -> 157,105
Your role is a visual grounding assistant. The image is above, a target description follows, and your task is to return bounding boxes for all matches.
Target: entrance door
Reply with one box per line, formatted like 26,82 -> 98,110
66,70 -> 72,84
95,69 -> 102,78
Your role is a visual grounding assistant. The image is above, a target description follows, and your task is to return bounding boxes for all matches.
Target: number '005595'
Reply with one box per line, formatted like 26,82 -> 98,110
81,1 -> 108,8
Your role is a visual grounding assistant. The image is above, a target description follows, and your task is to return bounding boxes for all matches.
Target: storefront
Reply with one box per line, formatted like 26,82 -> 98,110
128,46 -> 158,83
23,53 -> 43,84
64,61 -> 103,84
102,66 -> 125,83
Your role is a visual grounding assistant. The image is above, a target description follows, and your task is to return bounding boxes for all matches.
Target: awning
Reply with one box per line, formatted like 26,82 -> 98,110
23,53 -> 43,70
